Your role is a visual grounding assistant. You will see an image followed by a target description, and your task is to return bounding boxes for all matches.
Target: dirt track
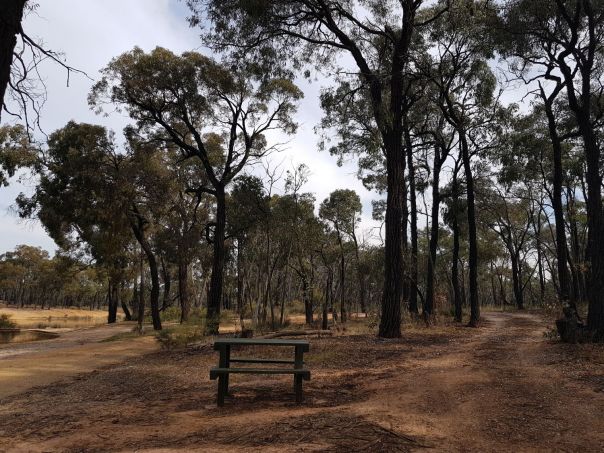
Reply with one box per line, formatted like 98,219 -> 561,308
0,322 -> 158,399
0,311 -> 603,452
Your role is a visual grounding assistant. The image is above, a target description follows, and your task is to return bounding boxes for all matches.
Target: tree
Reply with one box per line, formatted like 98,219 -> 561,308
188,0 -> 453,337
502,0 -> 604,340
90,47 -> 302,334
319,189 -> 363,322
16,122 -> 133,323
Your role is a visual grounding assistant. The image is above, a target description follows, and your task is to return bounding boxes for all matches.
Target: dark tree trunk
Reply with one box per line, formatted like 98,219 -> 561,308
336,227 -> 347,323
0,0 -> 26,116
542,89 -> 573,309
161,257 -> 171,311
120,280 -> 132,321
352,231 -> 367,315
405,120 -> 419,316
138,249 -> 145,331
207,186 -> 226,334
460,132 -> 480,327
107,277 -> 119,324
424,146 -> 442,323
379,130 -> 404,338
451,171 -> 463,323
179,260 -> 190,323
302,274 -> 313,325
130,212 -> 162,331
510,251 -> 524,310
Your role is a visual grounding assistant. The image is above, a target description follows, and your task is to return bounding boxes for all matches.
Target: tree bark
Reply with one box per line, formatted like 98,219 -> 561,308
424,145 -> 442,323
0,0 -> 26,117
451,169 -> 463,322
207,186 -> 226,334
178,260 -> 190,323
405,119 -> 419,316
460,132 -> 480,326
542,89 -> 573,309
379,130 -> 404,338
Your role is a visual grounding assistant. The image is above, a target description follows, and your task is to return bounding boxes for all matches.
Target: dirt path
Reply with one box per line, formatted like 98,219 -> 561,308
354,311 -> 604,451
0,311 -> 603,452
0,322 -> 158,399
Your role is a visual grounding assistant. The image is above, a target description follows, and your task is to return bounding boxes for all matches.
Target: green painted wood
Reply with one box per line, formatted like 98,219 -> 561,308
210,367 -> 310,380
213,338 -> 310,352
229,358 -> 297,364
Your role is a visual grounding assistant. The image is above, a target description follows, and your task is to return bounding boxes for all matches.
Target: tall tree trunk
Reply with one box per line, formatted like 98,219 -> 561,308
405,119 -> 419,316
138,248 -> 145,332
107,276 -> 119,324
542,88 -> 573,310
120,280 -> 132,321
130,211 -> 162,331
379,130 -> 404,337
336,227 -> 347,323
0,0 -> 26,117
451,170 -> 463,322
179,260 -> 190,323
351,230 -> 367,315
460,132 -> 480,326
510,251 -> 524,310
160,257 -> 171,311
207,186 -> 226,334
424,146 -> 442,323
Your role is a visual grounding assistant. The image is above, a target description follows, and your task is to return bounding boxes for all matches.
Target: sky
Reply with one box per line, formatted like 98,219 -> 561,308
0,0 -> 382,255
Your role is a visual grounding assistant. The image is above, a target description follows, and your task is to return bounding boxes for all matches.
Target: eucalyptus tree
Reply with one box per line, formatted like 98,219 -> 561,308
189,0 -> 454,337
16,121 -> 134,323
501,0 -> 604,339
423,0 -> 502,326
319,189 -> 363,322
90,47 -> 302,334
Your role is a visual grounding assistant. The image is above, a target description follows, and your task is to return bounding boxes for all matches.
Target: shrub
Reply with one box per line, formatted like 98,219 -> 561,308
0,314 -> 17,329
156,324 -> 205,349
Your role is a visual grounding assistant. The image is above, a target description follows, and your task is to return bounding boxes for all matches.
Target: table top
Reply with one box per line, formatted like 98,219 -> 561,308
213,338 -> 310,349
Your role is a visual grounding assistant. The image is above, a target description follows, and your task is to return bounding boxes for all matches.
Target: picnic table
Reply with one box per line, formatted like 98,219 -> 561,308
210,338 -> 311,406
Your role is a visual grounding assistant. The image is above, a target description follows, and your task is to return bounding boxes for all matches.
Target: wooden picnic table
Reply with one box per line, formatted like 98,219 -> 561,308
210,338 -> 310,406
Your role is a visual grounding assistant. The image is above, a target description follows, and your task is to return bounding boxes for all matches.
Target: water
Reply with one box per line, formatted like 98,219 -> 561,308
0,329 -> 59,344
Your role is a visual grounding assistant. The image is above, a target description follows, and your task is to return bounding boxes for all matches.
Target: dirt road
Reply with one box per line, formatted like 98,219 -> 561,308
0,323 -> 158,399
0,311 -> 602,452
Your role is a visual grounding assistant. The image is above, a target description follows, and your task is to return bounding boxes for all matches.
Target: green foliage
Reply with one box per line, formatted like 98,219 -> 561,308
0,314 -> 17,329
156,324 -> 205,349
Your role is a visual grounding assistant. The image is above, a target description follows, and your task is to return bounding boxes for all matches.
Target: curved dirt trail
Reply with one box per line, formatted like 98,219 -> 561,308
357,311 -> 604,451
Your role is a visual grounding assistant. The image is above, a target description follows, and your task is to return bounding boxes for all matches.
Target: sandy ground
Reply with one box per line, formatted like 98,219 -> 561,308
0,305 -> 113,328
0,311 -> 603,452
0,322 -> 158,398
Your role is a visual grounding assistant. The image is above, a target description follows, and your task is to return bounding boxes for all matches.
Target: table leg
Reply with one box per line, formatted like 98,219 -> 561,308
217,345 -> 228,406
224,345 -> 231,396
294,346 -> 304,403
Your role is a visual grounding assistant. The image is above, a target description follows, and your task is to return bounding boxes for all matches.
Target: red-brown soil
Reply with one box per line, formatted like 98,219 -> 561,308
0,311 -> 603,452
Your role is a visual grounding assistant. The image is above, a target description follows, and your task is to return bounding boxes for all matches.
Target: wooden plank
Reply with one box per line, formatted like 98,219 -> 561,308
210,367 -> 310,380
229,358 -> 297,364
213,338 -> 309,351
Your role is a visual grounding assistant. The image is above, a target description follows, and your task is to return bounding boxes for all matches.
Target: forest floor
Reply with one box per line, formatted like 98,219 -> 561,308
1,311 -> 604,452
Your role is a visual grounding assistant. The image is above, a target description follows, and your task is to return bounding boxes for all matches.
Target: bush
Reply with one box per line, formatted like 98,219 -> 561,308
0,314 -> 17,329
155,323 -> 205,349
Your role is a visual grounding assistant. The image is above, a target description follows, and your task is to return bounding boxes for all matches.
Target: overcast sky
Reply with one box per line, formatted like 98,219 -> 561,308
0,0 -> 382,255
